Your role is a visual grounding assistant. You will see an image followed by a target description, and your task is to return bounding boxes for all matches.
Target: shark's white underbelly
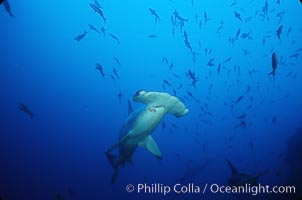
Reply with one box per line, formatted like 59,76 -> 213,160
127,106 -> 166,140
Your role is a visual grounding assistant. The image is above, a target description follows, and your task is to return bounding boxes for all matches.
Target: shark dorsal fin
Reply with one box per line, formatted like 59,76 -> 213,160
226,159 -> 239,175
127,99 -> 133,116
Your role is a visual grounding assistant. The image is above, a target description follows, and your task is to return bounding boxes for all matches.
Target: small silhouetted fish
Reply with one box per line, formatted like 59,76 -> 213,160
172,88 -> 177,96
96,63 -> 106,78
194,14 -> 199,25
55,193 -> 63,200
148,34 -> 157,38
67,186 -> 74,197
204,11 -> 210,25
249,142 -> 254,150
268,52 -> 278,79
74,31 -> 88,41
296,48 -> 302,52
289,53 -> 300,59
234,11 -> 243,23
89,3 -> 106,23
245,86 -> 250,94
235,95 -> 244,103
110,74 -> 116,83
283,93 -> 290,99
169,62 -> 174,71
149,8 -> 161,24
207,58 -> 215,66
89,24 -> 100,34
162,121 -> 166,129
241,120 -> 247,128
223,57 -> 232,63
200,106 -> 206,114
171,123 -> 178,128
162,57 -> 168,64
208,83 -> 213,90
272,116 -> 277,123
217,63 -> 221,74
114,56 -> 121,66
230,1 -> 237,7
117,92 -> 122,104
187,91 -> 195,100
286,27 -> 292,36
163,80 -> 172,87
242,49 -> 249,55
216,20 -> 224,34
101,26 -> 106,36
2,0 -> 14,17
287,72 -> 294,77
276,25 -> 283,41
18,103 -> 34,118
113,68 -> 120,79
172,73 -> 181,79
235,28 -> 241,40
94,0 -> 103,9
236,114 -> 246,119
109,33 -> 120,44
177,84 -> 183,89
241,32 -> 251,39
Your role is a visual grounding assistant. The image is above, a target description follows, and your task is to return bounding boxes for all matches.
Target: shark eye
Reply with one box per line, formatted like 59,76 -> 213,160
135,90 -> 144,96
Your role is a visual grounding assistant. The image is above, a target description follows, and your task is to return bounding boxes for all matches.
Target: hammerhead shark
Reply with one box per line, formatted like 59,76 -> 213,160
106,90 -> 189,183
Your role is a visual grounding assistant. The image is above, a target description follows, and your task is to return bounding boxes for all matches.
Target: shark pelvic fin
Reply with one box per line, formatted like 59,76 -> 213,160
106,132 -> 134,153
139,135 -> 162,159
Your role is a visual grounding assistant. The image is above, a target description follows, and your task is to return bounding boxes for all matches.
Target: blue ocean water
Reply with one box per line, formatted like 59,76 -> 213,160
0,0 -> 302,200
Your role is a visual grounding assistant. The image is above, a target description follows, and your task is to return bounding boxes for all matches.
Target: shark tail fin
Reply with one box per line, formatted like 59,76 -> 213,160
226,159 -> 238,175
105,151 -> 120,184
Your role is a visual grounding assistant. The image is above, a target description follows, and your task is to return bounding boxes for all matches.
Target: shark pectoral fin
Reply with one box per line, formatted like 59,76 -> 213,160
139,136 -> 162,159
